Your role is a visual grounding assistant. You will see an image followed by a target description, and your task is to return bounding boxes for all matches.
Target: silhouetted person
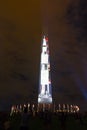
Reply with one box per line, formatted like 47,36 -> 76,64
0,121 -> 4,130
3,113 -> 11,130
20,107 -> 29,130
59,112 -> 67,130
43,109 -> 52,130
4,120 -> 11,130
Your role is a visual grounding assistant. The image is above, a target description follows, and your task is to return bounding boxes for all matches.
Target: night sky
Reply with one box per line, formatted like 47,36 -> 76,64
0,0 -> 87,111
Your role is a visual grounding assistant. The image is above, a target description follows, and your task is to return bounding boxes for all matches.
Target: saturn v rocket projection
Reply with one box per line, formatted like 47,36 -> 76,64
38,36 -> 52,104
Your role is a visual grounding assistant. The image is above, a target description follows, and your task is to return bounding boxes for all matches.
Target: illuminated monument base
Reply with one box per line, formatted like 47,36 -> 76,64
38,97 -> 52,111
38,94 -> 52,111
38,94 -> 52,103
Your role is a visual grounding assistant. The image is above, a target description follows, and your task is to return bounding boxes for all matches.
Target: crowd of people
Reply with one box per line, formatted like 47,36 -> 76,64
10,103 -> 80,116
0,103 -> 85,130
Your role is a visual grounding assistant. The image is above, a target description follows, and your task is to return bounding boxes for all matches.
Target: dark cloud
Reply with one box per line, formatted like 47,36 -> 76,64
65,0 -> 87,43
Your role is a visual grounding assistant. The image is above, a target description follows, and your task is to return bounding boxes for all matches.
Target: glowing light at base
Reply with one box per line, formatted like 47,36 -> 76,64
38,36 -> 52,104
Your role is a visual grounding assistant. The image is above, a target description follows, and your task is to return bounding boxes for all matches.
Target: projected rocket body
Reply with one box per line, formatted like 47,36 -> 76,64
38,36 -> 52,103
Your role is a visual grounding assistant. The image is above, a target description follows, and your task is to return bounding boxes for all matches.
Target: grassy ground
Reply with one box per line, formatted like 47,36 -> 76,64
9,112 -> 87,130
